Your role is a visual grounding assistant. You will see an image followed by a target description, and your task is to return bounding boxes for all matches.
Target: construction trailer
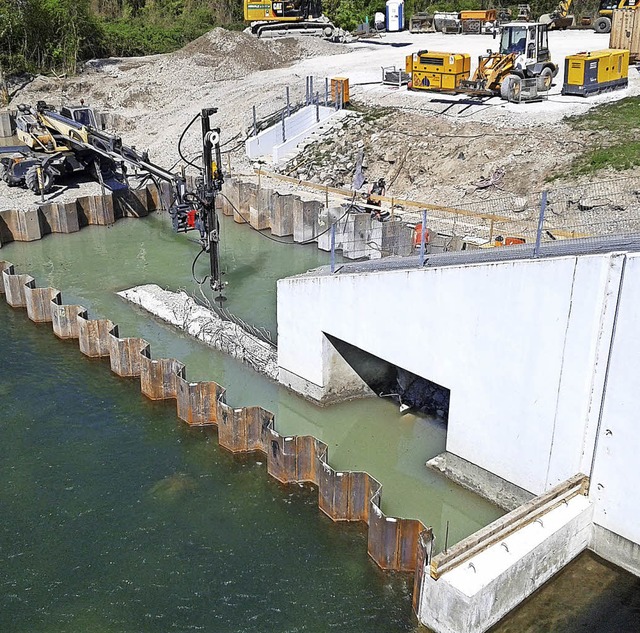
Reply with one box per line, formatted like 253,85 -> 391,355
562,48 -> 629,95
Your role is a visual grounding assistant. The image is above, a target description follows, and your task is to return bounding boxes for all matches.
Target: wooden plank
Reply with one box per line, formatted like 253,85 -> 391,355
430,473 -> 589,579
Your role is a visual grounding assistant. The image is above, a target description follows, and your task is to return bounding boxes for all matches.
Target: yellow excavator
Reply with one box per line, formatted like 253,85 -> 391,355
539,0 -> 639,33
244,0 -> 336,38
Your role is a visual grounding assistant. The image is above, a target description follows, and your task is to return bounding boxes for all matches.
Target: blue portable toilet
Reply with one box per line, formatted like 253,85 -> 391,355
385,0 -> 404,31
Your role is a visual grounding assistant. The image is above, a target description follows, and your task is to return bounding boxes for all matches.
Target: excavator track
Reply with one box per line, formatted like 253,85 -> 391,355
252,20 -> 335,38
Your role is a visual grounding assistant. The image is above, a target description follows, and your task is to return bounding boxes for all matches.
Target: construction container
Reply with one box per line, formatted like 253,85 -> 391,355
386,0 -> 405,31
331,77 -> 350,105
459,9 -> 497,22
610,9 -> 640,62
406,51 -> 471,91
562,49 -> 629,96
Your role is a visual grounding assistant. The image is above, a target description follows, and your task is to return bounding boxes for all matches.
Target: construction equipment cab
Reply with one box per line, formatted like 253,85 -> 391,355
244,0 -> 335,38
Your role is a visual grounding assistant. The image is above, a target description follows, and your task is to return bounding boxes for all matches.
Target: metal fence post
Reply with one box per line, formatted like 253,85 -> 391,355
330,223 -> 336,273
281,110 -> 286,143
309,76 -> 314,102
286,86 -> 290,117
419,209 -> 427,266
252,105 -> 257,137
305,76 -> 309,105
534,190 -> 547,258
316,93 -> 320,123
325,77 -> 329,106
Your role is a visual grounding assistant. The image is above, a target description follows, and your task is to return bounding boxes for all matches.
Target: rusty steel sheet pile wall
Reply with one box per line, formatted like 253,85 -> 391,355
0,259 -> 432,594
0,185 -> 163,247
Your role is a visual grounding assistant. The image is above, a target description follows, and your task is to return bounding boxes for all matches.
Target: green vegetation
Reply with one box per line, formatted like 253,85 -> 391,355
562,98 -> 640,176
0,0 -> 606,76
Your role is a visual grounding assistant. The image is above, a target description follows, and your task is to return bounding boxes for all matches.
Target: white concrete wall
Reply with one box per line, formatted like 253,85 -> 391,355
245,105 -> 337,163
278,254 -> 622,495
590,252 -> 640,559
417,495 -> 593,633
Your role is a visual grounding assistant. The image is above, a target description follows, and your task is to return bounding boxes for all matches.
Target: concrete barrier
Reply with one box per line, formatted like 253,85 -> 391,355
0,258 -> 433,582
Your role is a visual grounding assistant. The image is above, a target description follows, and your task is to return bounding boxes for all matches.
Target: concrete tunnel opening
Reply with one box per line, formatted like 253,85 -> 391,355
325,334 -> 450,420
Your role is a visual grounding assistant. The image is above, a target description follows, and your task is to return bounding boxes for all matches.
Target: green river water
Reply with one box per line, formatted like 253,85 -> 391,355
1,210 -> 639,632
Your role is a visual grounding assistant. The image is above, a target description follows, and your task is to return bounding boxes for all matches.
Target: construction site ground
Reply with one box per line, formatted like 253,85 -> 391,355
2,27 -> 638,235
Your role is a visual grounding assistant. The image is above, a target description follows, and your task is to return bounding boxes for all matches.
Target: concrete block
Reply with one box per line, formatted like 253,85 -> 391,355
250,187 -> 273,230
381,218 -> 414,257
270,193 -> 295,237
293,198 -> 322,243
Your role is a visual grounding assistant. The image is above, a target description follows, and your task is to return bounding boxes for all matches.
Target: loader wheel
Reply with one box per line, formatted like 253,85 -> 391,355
593,17 -> 611,33
25,165 -> 55,195
537,67 -> 554,92
500,75 -> 521,102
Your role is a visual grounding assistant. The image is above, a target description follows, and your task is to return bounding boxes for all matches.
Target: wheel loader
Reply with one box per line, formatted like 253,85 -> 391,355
458,22 -> 557,101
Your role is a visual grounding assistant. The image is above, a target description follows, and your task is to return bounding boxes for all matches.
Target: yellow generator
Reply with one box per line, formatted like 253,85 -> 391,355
562,48 -> 629,96
406,50 -> 471,92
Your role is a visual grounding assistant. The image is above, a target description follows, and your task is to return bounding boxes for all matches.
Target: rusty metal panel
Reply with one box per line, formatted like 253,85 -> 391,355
108,335 -> 147,377
24,285 -> 59,322
176,377 -> 220,426
266,430 -> 297,483
140,356 -> 182,400
245,406 -> 273,453
412,529 -> 434,615
317,460 -> 338,518
331,471 -> 352,520
348,471 -> 370,522
397,519 -> 426,572
218,405 -> 247,452
296,436 -> 327,484
3,271 -> 31,307
0,261 -> 14,294
78,316 -> 113,357
51,303 -> 84,339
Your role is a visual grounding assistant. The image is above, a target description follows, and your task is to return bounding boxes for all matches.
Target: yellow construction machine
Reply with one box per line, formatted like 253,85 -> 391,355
244,0 -> 336,38
458,22 -> 557,101
539,0 -> 639,33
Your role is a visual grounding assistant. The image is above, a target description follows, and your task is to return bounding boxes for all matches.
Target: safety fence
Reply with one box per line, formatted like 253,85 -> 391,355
0,258 -> 432,595
245,171 -> 640,266
246,75 -> 347,141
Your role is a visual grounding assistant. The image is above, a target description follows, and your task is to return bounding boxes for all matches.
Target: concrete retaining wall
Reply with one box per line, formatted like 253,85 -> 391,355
0,258 -> 431,576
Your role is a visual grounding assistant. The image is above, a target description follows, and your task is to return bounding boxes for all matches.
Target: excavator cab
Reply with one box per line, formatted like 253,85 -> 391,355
59,106 -> 99,129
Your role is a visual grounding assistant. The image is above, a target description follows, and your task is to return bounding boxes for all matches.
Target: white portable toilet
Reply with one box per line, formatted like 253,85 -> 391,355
385,0 -> 404,31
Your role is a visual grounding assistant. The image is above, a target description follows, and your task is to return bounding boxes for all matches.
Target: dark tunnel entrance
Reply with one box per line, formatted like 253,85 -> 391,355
325,334 -> 450,420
